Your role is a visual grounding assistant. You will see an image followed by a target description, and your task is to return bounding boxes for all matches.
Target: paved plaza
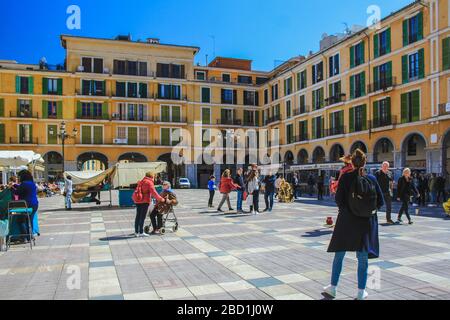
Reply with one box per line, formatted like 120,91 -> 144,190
0,190 -> 449,300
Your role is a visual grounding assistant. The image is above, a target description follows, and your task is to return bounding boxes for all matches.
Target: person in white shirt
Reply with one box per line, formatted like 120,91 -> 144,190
64,176 -> 73,211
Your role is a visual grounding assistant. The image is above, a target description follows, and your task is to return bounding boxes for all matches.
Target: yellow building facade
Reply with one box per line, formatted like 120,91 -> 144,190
0,0 -> 449,187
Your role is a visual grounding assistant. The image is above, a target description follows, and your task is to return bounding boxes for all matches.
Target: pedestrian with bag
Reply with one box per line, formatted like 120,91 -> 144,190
64,175 -> 73,211
247,169 -> 261,215
396,168 -> 418,225
263,173 -> 276,212
234,168 -> 245,213
324,149 -> 383,300
132,172 -> 168,237
217,169 -> 238,213
375,161 -> 394,224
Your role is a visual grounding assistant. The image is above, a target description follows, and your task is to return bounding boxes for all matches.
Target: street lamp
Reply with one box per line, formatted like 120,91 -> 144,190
49,121 -> 78,173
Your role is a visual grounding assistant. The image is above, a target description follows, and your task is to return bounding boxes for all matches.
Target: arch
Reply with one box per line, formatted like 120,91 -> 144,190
43,151 -> 64,182
158,153 -> 185,187
329,144 -> 345,162
400,133 -> 427,169
297,149 -> 309,165
44,151 -> 63,165
118,152 -> 148,163
77,152 -> 109,171
312,146 -> 326,164
284,151 -> 295,165
373,137 -> 395,163
350,141 -> 368,154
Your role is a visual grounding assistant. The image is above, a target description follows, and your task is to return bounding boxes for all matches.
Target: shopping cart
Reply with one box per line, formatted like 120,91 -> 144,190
7,200 -> 35,250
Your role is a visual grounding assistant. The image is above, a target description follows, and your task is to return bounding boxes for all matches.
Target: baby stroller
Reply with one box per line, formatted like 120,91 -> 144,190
144,191 -> 179,235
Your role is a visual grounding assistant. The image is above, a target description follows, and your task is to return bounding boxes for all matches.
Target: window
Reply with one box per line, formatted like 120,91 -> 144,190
196,71 -> 206,80
19,124 -> 32,143
156,63 -> 185,79
202,129 -> 211,147
312,88 -> 324,110
158,84 -> 181,100
373,97 -> 392,128
127,83 -> 138,98
350,42 -> 365,68
18,100 -> 32,117
81,125 -> 103,144
403,12 -> 423,46
401,90 -> 420,123
16,76 -> 32,94
82,80 -> 105,96
312,62 -> 323,84
160,105 -> 181,123
402,49 -> 424,84
47,79 -> 58,94
312,116 -> 323,139
299,95 -> 306,114
329,54 -> 340,77
161,128 -> 181,146
443,37 -> 450,71
328,81 -> 342,105
238,75 -> 252,84
47,125 -> 58,144
82,57 -> 103,73
244,110 -> 259,126
286,124 -> 294,144
243,91 -> 258,106
222,74 -> 231,82
298,70 -> 307,90
78,102 -> 106,119
201,87 -> 211,103
271,84 -> 279,101
116,82 -> 126,97
47,101 -> 57,118
374,28 -> 391,58
329,111 -> 344,135
286,100 -> 292,118
349,104 -> 367,133
284,77 -> 293,96
299,120 -> 308,141
350,72 -> 366,99
256,77 -> 268,85
114,60 -> 147,76
116,103 -> 147,121
264,89 -> 269,105
220,109 -> 235,124
202,108 -> 211,125
221,89 -> 236,104
373,62 -> 393,91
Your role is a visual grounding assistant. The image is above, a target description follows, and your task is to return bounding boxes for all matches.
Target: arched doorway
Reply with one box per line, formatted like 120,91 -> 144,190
350,141 -> 368,154
329,144 -> 345,162
77,152 -> 108,171
373,138 -> 395,164
297,149 -> 308,165
401,133 -> 427,170
44,151 -> 63,182
158,153 -> 185,187
284,151 -> 295,165
118,152 -> 148,163
312,147 -> 326,163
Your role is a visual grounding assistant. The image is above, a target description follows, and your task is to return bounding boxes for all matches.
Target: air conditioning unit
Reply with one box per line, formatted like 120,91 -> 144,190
103,68 -> 110,74
113,138 -> 128,145
77,65 -> 84,72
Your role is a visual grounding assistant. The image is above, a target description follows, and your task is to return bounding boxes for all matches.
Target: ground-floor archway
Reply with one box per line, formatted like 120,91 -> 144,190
44,151 -> 63,182
329,144 -> 345,162
373,138 -> 395,164
297,149 -> 308,165
118,152 -> 148,163
350,141 -> 368,154
77,152 -> 108,171
312,147 -> 326,163
157,153 -> 185,187
401,133 -> 427,170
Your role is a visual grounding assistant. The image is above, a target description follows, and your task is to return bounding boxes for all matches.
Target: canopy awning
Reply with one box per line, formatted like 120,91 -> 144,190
0,151 -> 44,168
112,162 -> 167,188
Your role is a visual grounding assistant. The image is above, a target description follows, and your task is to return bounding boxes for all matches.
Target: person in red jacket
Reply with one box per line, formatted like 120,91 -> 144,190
134,172 -> 169,237
217,169 -> 239,212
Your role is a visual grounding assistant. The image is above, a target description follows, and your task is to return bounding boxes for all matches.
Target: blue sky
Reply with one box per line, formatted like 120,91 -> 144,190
0,0 -> 413,71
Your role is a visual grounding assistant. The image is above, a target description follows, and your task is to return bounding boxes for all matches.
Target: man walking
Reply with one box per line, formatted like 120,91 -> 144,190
375,162 -> 394,224
234,168 -> 245,213
317,173 -> 325,201
64,175 -> 73,211
293,173 -> 301,199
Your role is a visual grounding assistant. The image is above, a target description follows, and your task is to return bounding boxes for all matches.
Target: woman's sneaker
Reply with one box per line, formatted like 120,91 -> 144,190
356,289 -> 369,300
323,285 -> 337,298
134,233 -> 139,238
140,233 -> 150,238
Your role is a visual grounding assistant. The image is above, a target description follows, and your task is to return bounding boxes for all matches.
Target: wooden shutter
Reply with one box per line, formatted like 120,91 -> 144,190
233,90 -> 237,105
418,48 -> 425,79
312,90 -> 316,110
361,41 -> 365,64
47,125 -> 57,144
202,108 -> 210,124
386,97 -> 392,123
387,61 -> 393,81
128,127 -> 138,145
374,33 -> 379,58
255,92 -> 259,106
350,46 -> 355,68
373,66 -> 379,91
255,111 -> 260,126
362,104 -> 367,130
403,19 -> 409,46
28,77 -> 34,94
57,79 -> 63,95
42,78 -> 48,95
81,126 -> 91,144
172,106 -> 181,122
386,28 -> 391,53
401,93 -> 408,123
360,72 -> 366,96
42,100 -> 48,119
443,38 -> 450,70
102,103 -> 109,120
57,101 -> 63,119
77,101 -> 82,118
412,90 -> 420,122
402,55 -> 409,84
373,101 -> 379,126
312,118 -> 316,139
16,76 -> 20,93
93,126 -> 103,144
16,99 -> 20,115
139,83 -> 147,98
0,123 -> 5,143
161,128 -> 170,145
0,98 -> 4,117
417,11 -> 424,40
349,108 -> 355,133
161,105 -> 170,122
350,75 -> 355,99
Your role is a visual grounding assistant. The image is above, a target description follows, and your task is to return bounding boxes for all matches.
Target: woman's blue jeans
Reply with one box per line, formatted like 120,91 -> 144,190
331,251 -> 369,290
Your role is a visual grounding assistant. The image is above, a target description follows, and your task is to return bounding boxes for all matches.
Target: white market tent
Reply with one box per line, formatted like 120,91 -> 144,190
0,151 -> 44,183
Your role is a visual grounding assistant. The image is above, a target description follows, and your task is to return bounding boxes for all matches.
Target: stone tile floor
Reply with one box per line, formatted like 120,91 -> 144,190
0,190 -> 449,300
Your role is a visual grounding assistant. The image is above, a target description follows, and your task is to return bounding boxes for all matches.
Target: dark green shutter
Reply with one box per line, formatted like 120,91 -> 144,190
128,127 -> 138,145
93,126 -> 103,144
402,55 -> 409,84
349,108 -> 354,133
362,104 -> 367,130
350,46 -> 355,68
296,73 -> 301,91
360,72 -> 366,96
57,79 -> 63,95
161,128 -> 170,145
102,103 -> 109,120
81,126 -> 91,144
312,90 -> 316,110
0,98 -> 4,117
0,124 -> 5,143
16,99 -> 20,115
373,66 -> 379,91
374,33 -> 379,58
418,48 -> 425,79
42,78 -> 48,95
172,106 -> 181,122
312,118 -> 316,139
443,38 -> 450,70
202,108 -> 210,124
42,100 -> 48,119
244,110 -> 249,124
48,125 -> 57,144
350,75 -> 355,99
139,83 -> 147,98
57,101 -> 63,119
386,97 -> 392,123
361,41 -> 365,64
401,93 -> 408,123
386,28 -> 391,53
387,61 -> 393,80
28,77 -> 33,94
77,101 -> 82,118
161,106 -> 170,122
29,125 -> 33,143
417,11 -> 423,41
329,83 -> 332,99
319,88 -> 324,108
255,111 -> 260,126
15,76 -> 20,93
373,101 -> 379,126
412,90 -> 420,122
403,20 -> 409,46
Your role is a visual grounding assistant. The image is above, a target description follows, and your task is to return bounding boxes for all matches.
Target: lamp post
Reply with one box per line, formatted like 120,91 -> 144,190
49,122 -> 77,174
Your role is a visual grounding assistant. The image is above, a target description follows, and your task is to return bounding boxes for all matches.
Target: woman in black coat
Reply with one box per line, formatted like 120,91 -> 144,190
323,149 -> 384,300
396,168 -> 417,225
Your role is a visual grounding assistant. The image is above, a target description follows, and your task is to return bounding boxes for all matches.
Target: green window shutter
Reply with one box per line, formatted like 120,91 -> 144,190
0,98 -> 4,117
16,99 -> 20,115
102,103 -> 109,120
387,61 -> 393,80
417,11 -> 424,41
349,108 -> 355,133
161,106 -> 170,122
328,83 -> 332,98
103,80 -> 106,96
403,19 -> 409,46
57,101 -> 63,119
202,108 -> 210,124
360,72 -> 366,96
312,91 -> 316,110
386,28 -> 391,53
373,66 -> 379,91
81,127 -> 91,144
42,100 -> 48,119
374,33 -> 379,58
16,76 -> 20,93
296,73 -> 301,91
312,118 -> 316,139
350,46 -> 355,68
29,125 -> 33,143
401,93 -> 408,123
172,106 -> 181,122
319,87 -> 324,107
337,81 -> 341,95
29,100 -> 33,115
93,126 -> 103,144
350,75 -> 355,99
28,77 -> 34,94
255,111 -> 260,126
361,41 -> 365,64
339,110 -> 344,129
128,127 -> 138,145
42,78 -> 48,95
243,110 -> 249,124
0,124 -> 5,143
57,79 -> 63,95
77,101 -> 83,118
47,125 -> 57,144
362,104 -> 367,130
373,101 -> 379,126
443,38 -> 450,70
386,97 -> 392,123
418,48 -> 425,79
161,128 -> 170,145
412,90 -> 420,122
402,55 -> 409,84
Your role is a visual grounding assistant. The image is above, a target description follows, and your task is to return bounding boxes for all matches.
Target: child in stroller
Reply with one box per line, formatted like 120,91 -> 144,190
145,181 -> 178,235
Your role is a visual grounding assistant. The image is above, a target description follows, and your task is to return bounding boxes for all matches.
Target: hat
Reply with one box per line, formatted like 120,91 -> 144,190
339,155 -> 352,164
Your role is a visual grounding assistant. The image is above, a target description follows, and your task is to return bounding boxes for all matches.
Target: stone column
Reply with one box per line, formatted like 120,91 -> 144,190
185,164 -> 198,189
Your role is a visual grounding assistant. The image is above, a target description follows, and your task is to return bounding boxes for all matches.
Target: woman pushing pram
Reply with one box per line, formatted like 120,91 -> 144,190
146,181 -> 179,235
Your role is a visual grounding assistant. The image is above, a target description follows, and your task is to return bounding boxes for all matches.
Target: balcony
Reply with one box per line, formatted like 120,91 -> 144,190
9,137 -> 39,145
158,116 -> 188,123
111,114 -> 150,122
243,121 -> 259,127
156,95 -> 187,101
207,76 -> 260,86
10,111 -> 39,119
298,133 -> 309,142
76,90 -> 106,97
325,94 -> 346,106
368,77 -> 396,93
325,126 -> 346,137
293,105 -> 310,116
77,114 -> 108,121
106,138 -> 159,146
438,103 -> 450,116
264,115 -> 281,125
370,115 -> 397,129
217,119 -> 242,126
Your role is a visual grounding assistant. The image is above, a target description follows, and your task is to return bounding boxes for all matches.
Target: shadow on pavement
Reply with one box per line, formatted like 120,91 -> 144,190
302,229 -> 333,238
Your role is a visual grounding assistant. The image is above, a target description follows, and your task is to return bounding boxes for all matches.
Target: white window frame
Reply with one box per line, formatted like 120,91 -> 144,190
196,70 -> 206,80
80,125 -> 104,145
200,86 -> 211,103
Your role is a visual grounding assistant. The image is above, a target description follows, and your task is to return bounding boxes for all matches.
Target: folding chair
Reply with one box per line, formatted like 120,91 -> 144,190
7,200 -> 34,250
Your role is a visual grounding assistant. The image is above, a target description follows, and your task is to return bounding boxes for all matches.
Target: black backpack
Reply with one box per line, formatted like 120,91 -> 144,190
348,174 -> 378,218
